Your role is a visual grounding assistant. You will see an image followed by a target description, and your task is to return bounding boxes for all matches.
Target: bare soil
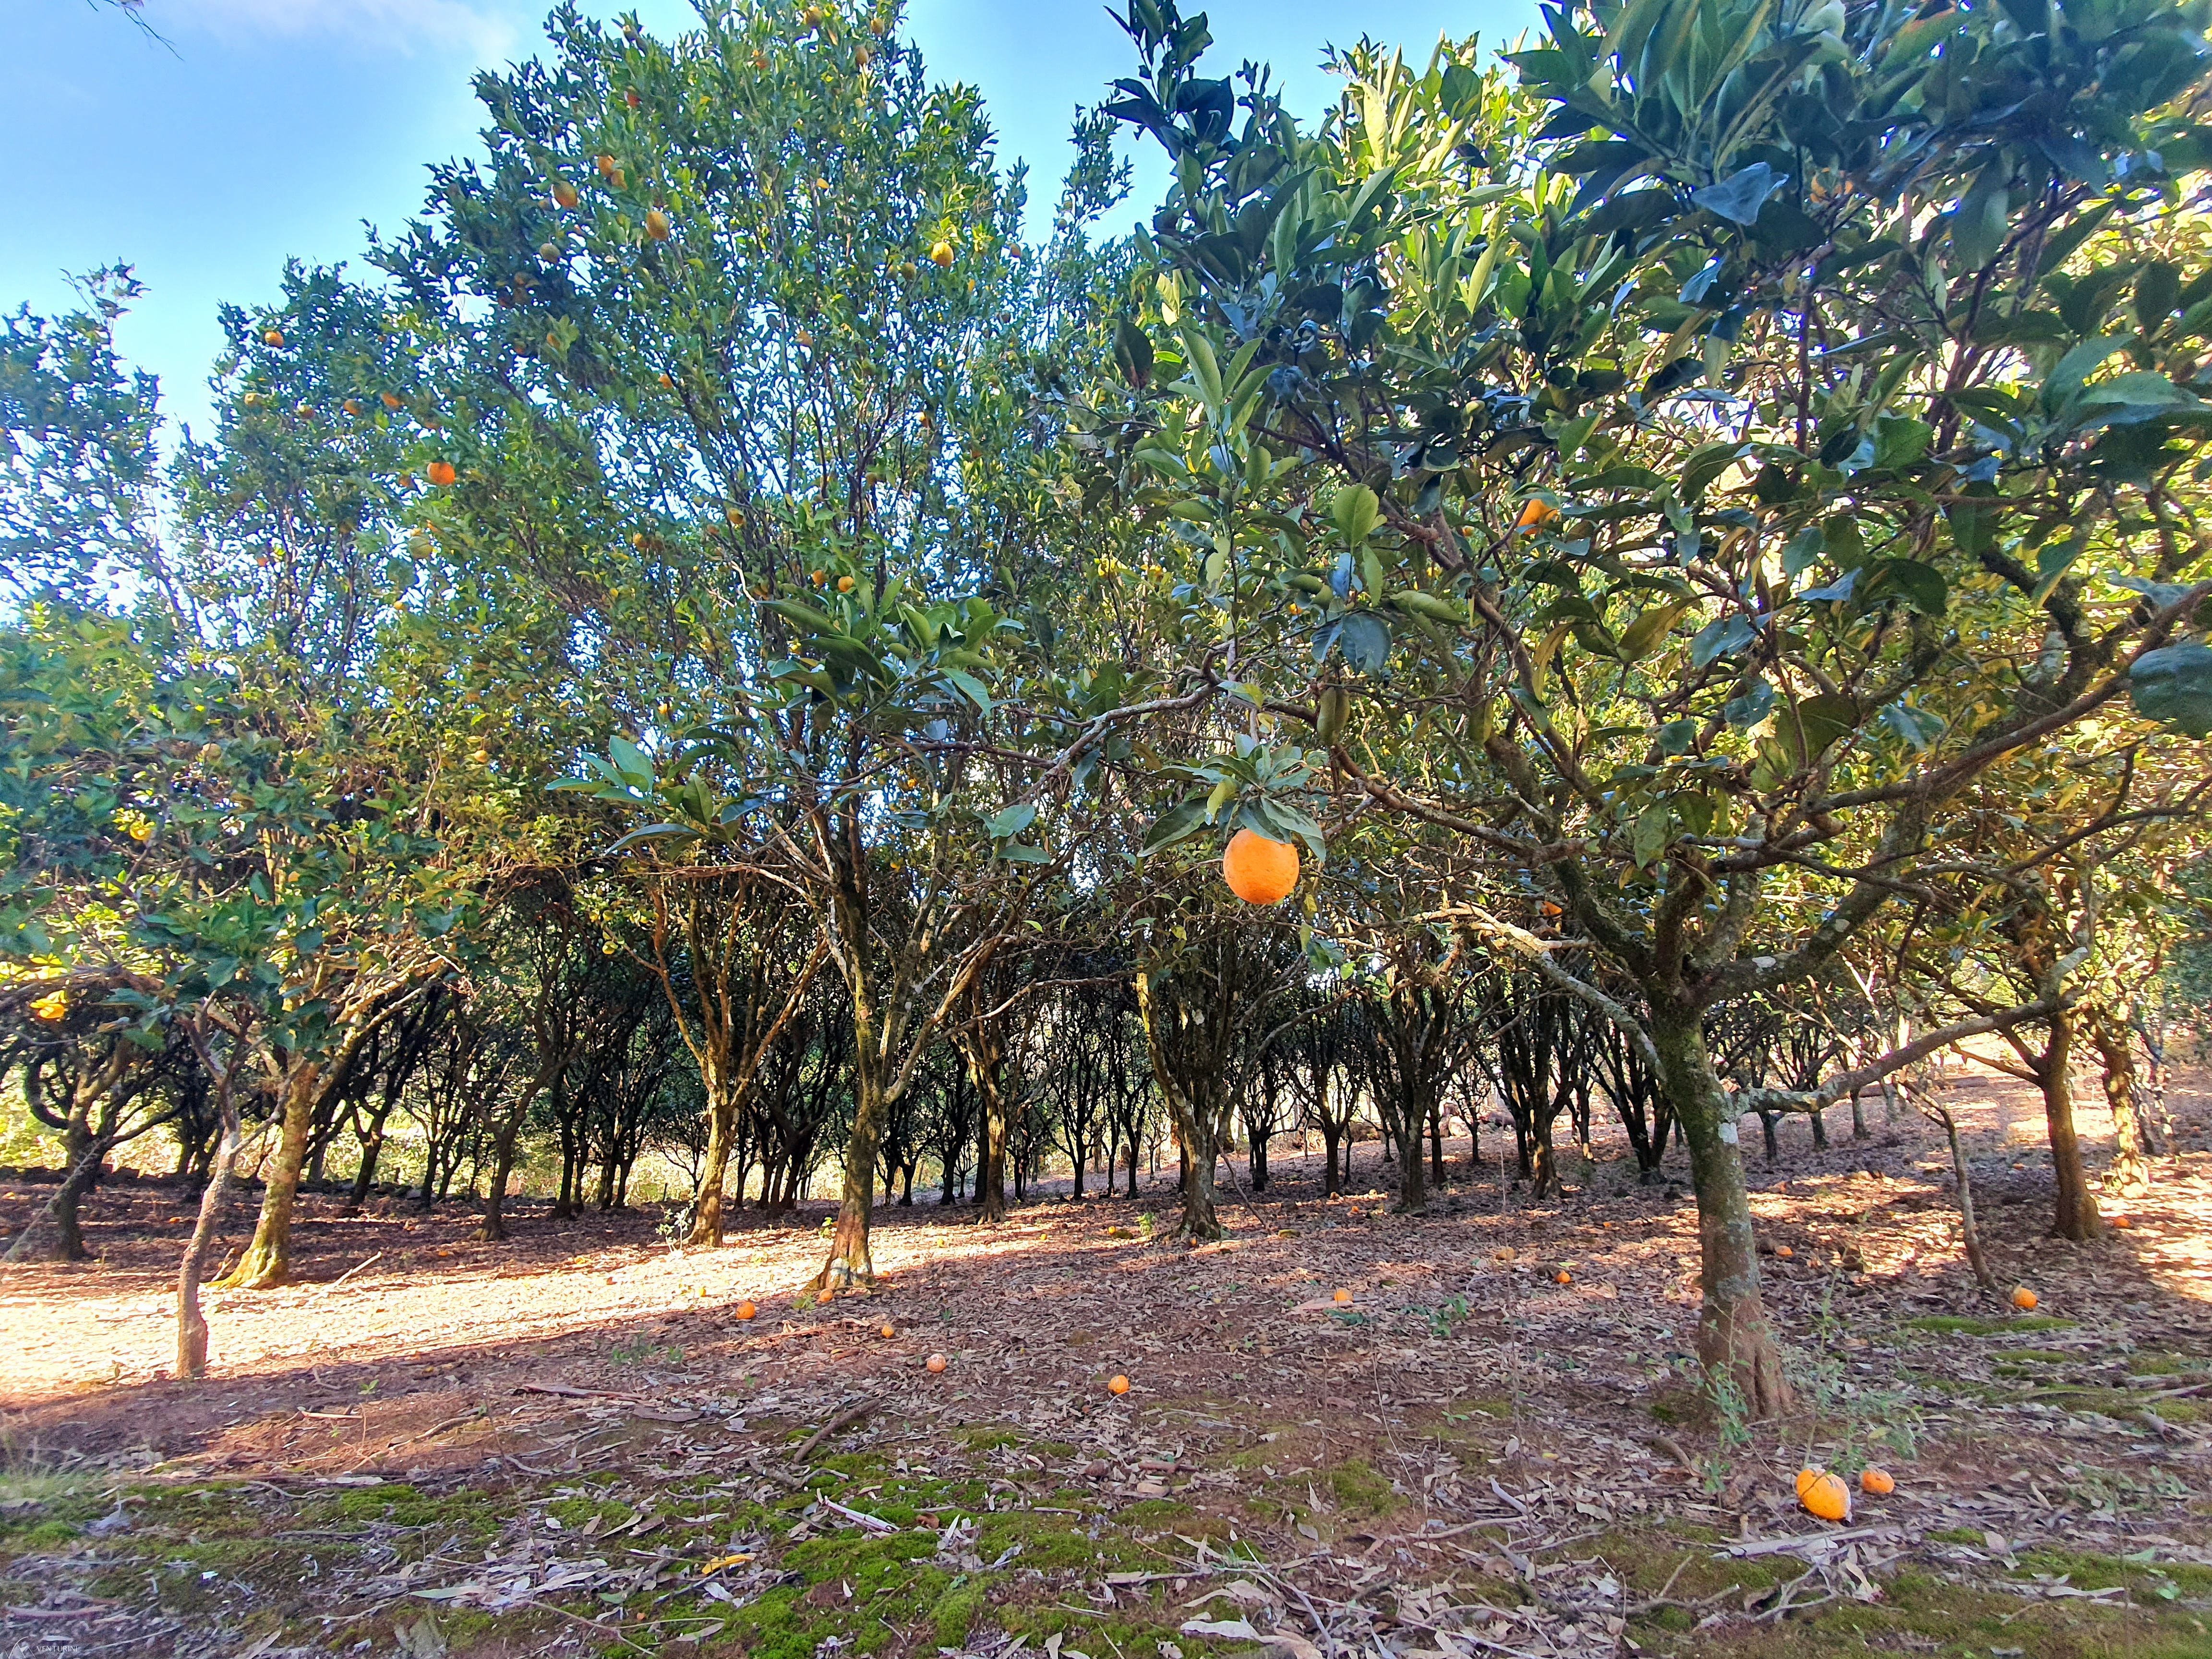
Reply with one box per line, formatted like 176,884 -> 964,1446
1,1068 -> 2207,1659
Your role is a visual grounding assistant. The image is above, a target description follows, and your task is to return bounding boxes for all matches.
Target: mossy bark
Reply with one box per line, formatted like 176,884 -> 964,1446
218,1060 -> 319,1289
1651,1009 -> 1791,1419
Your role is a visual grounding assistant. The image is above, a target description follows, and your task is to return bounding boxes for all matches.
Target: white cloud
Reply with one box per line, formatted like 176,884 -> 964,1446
171,0 -> 528,60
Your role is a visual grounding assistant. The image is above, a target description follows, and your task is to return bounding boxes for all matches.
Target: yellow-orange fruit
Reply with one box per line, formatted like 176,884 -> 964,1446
1797,1467 -> 1850,1522
1333,1288 -> 1353,1305
926,1353 -> 948,1373
879,1322 -> 896,1339
2011,1286 -> 2039,1311
736,1300 -> 757,1320
837,574 -> 855,592
1860,1466 -> 1895,1496
553,179 -> 579,208
646,208 -> 672,240
929,240 -> 955,268
597,154 -> 618,179
264,328 -> 285,348
1223,829 -> 1299,905
382,391 -> 404,410
1515,498 -> 1559,533
1107,1374 -> 1130,1395
2111,1214 -> 2130,1229
427,461 -> 457,488
1777,1245 -> 1794,1258
1555,1269 -> 1573,1286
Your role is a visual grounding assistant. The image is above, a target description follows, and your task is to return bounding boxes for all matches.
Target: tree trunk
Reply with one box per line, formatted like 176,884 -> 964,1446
347,1112 -> 388,1211
220,1060 -> 320,1288
177,1101 -> 242,1380
688,1081 -> 741,1246
1137,971 -> 1223,1242
1651,1011 -> 1791,1419
1428,1101 -> 1445,1187
2087,1004 -> 2148,1195
1932,1104 -> 1995,1291
820,1049 -> 885,1288
2040,1008 -> 2101,1241
1527,1109 -> 1557,1200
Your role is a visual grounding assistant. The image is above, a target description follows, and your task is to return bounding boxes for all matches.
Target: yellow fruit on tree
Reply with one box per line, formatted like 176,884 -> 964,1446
929,240 -> 955,268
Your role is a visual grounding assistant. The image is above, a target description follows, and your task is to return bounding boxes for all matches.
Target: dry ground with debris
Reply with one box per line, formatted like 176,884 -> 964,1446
2,1069 -> 2208,1659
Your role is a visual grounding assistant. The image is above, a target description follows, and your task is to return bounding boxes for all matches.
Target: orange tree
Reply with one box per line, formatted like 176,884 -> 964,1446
1092,0 -> 2212,1414
397,0 -> 1161,1286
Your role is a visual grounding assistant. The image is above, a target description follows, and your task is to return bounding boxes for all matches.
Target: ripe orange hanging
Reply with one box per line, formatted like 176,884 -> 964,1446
646,208 -> 672,241
427,461 -> 457,488
1223,829 -> 1299,905
1796,1467 -> 1850,1522
264,328 -> 285,348
929,240 -> 955,268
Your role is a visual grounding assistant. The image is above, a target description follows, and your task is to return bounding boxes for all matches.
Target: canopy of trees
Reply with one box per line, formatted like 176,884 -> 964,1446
6,0 -> 2211,1419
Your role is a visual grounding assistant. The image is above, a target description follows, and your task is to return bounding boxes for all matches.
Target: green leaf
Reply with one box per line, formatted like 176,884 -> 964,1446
1777,692 -> 1860,764
1692,163 -> 1783,226
986,802 -> 1038,839
608,822 -> 703,854
1327,484 -> 1382,544
1113,315 -> 1155,390
1631,800 -> 1673,868
1141,796 -> 1209,856
943,668 -> 994,714
2129,640 -> 2212,737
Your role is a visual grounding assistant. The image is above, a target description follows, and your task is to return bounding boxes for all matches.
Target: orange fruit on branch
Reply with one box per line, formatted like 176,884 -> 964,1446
2011,1286 -> 2039,1311
264,328 -> 285,348
645,208 -> 672,240
929,240 -> 955,268
1515,498 -> 1559,533
1107,1374 -> 1130,1395
427,461 -> 457,488
597,154 -> 618,179
1859,1467 -> 1895,1496
1223,828 -> 1299,905
382,391 -> 404,410
553,179 -> 579,209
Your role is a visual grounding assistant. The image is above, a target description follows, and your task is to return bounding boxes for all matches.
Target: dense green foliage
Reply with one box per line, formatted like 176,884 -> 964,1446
4,0 -> 2210,1407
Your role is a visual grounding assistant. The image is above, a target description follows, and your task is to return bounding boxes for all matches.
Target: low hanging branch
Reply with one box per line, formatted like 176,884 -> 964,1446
1730,997 -> 2065,1118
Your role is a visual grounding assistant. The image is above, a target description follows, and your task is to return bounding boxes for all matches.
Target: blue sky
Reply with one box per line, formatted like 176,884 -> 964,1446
3,0 -> 1533,438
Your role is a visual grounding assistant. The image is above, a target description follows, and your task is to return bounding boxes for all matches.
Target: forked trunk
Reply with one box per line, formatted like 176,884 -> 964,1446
1652,1010 -> 1791,1419
220,1060 -> 320,1288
